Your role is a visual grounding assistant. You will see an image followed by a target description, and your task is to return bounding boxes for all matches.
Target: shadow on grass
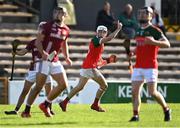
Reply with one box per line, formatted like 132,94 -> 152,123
0,121 -> 77,126
0,117 -> 18,120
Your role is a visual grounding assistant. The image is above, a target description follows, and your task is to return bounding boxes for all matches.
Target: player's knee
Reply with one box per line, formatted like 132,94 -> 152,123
100,84 -> 108,91
62,85 -> 67,90
58,80 -> 68,87
57,83 -> 67,90
149,90 -> 157,97
76,85 -> 84,91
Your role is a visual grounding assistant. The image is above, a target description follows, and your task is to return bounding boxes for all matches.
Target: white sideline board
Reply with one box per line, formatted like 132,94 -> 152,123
8,80 -> 99,105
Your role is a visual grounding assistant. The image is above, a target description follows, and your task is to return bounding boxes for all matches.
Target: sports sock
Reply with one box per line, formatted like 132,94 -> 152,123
49,103 -> 52,110
24,105 -> 31,113
163,106 -> 169,112
93,98 -> 99,106
63,97 -> 70,105
133,110 -> 139,116
15,106 -> 20,112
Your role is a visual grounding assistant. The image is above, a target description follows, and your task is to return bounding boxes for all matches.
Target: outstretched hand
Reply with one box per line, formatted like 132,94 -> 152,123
116,20 -> 123,30
42,51 -> 49,60
108,54 -> 117,63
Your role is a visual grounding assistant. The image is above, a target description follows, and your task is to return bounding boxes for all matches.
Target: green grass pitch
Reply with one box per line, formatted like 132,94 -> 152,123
0,103 -> 180,128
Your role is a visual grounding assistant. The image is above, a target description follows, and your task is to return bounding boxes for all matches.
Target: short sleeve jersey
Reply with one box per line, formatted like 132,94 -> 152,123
39,21 -> 70,62
25,39 -> 41,70
82,36 -> 104,68
134,24 -> 166,69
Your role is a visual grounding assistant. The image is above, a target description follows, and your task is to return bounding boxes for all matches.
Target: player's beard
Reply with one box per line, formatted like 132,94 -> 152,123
54,15 -> 63,24
54,19 -> 62,24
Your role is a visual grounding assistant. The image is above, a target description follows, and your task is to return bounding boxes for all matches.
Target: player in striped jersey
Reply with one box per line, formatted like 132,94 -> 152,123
4,39 -> 53,115
21,6 -> 72,117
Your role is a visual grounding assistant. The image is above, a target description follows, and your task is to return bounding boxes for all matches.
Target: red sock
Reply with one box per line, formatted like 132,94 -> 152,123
163,106 -> 169,112
49,103 -> 52,110
133,110 -> 139,116
24,105 -> 31,113
93,98 -> 99,106
63,97 -> 70,105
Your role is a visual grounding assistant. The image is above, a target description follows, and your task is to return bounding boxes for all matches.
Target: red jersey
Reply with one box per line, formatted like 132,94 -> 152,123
134,25 -> 166,69
82,36 -> 104,68
39,21 -> 70,62
25,39 -> 41,70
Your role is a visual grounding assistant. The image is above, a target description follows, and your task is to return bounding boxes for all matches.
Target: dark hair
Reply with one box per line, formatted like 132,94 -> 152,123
103,1 -> 110,6
54,6 -> 67,15
150,6 -> 160,24
55,6 -> 64,11
140,6 -> 153,14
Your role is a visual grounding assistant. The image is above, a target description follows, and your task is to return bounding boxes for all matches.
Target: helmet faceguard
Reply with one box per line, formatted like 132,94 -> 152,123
96,25 -> 108,38
137,7 -> 153,24
96,25 -> 108,33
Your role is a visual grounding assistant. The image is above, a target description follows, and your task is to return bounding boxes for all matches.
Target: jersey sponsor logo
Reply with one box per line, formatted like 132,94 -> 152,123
52,28 -> 56,31
137,30 -> 150,37
135,37 -> 146,46
144,31 -> 150,36
137,30 -> 144,36
136,37 -> 145,42
52,23 -> 56,28
33,48 -> 38,51
50,33 -> 66,40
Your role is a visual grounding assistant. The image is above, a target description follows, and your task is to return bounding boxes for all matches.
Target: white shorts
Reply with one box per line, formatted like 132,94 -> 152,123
80,68 -> 102,78
25,71 -> 52,84
131,68 -> 158,83
36,60 -> 65,75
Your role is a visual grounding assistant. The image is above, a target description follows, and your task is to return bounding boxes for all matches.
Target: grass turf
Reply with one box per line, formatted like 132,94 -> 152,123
0,103 -> 180,128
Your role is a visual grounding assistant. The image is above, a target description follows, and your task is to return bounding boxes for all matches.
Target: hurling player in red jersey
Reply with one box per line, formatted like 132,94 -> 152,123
21,6 -> 72,118
4,39 -> 53,115
129,7 -> 171,122
59,21 -> 122,112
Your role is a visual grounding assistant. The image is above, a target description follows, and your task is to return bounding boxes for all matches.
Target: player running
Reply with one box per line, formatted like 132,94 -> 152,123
129,7 -> 171,122
4,39 -> 54,115
21,6 -> 72,118
59,21 -> 122,112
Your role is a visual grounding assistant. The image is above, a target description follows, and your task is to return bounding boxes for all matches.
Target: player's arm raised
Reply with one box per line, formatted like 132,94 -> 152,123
101,21 -> 122,44
61,40 -> 72,65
